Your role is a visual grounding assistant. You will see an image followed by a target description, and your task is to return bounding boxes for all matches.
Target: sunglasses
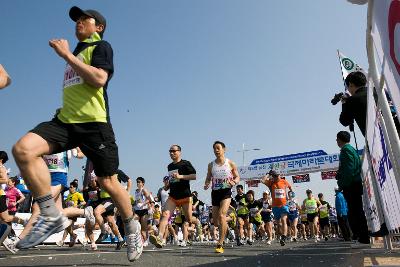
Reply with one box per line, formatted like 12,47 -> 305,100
169,150 -> 180,153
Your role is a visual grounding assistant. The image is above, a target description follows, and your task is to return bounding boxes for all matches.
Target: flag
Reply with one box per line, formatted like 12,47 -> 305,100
337,50 -> 367,85
291,174 -> 310,184
321,171 -> 337,180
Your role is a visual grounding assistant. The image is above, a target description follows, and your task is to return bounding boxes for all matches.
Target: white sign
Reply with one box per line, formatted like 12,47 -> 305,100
361,150 -> 382,232
366,83 -> 400,230
239,153 -> 339,179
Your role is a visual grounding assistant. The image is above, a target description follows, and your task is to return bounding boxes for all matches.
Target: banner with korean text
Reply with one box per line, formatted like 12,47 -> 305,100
240,151 -> 340,179
366,83 -> 400,230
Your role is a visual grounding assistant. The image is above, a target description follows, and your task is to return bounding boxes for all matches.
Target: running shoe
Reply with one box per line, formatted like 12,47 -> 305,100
69,234 -> 78,247
324,236 -> 328,241
116,240 -> 125,250
84,206 -> 95,226
91,243 -> 98,251
56,240 -> 64,247
126,221 -> 143,262
16,214 -> 69,249
280,236 -> 286,246
149,234 -> 163,248
266,239 -> 272,245
3,237 -> 19,254
179,240 -> 187,247
95,233 -> 109,244
215,244 -> 224,254
293,238 -> 297,242
247,239 -> 253,245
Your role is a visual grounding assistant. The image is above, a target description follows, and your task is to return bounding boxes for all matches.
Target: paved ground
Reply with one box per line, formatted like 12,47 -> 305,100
0,239 -> 399,267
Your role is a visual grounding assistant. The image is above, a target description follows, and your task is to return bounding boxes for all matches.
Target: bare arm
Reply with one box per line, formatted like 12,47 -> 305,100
0,64 -> 11,89
204,163 -> 212,190
228,160 -> 240,186
126,178 -> 132,193
49,39 -> 108,88
174,173 -> 196,181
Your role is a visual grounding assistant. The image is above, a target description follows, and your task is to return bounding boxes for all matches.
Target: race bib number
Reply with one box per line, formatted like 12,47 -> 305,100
88,191 -> 98,201
288,201 -> 297,211
63,63 -> 83,88
66,200 -> 75,207
250,208 -> 258,216
168,170 -> 179,183
274,188 -> 285,199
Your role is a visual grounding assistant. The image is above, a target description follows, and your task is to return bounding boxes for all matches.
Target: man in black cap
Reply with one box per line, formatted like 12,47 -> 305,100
12,6 -> 143,261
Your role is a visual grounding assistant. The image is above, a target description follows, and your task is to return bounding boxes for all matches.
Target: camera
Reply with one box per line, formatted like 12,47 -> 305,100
331,92 -> 349,105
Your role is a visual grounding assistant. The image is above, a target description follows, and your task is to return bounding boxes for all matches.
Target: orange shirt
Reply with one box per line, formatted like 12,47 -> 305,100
266,179 -> 292,208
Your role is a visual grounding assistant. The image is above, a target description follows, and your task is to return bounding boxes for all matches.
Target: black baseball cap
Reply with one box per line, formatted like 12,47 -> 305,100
268,169 -> 279,177
69,6 -> 106,29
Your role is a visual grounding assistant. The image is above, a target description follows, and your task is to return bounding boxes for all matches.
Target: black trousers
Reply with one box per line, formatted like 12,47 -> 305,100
342,181 -> 370,243
337,215 -> 352,241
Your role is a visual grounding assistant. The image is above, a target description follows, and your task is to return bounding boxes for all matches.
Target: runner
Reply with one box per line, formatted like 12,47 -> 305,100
318,193 -> 331,241
0,151 -> 26,253
204,141 -> 240,253
57,181 -> 86,247
149,144 -> 196,248
287,191 -> 300,242
5,176 -> 26,216
234,184 -> 249,246
299,207 -> 309,240
260,191 -> 274,245
12,6 -> 142,261
133,177 -> 152,246
303,189 -> 321,242
329,207 -> 339,239
245,190 -> 263,245
261,169 -> 292,246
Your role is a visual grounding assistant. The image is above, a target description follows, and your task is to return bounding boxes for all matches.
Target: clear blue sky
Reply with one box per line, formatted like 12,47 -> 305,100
1,1 -> 367,205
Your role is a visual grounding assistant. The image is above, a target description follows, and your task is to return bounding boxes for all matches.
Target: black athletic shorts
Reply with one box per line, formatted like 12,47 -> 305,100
319,217 -> 330,228
30,117 -> 119,177
307,212 -> 318,222
0,196 -> 7,213
99,198 -> 115,217
211,188 -> 232,207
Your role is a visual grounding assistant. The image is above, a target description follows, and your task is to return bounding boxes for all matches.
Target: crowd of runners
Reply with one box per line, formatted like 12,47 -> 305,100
0,5 -> 359,264
1,142 -> 351,258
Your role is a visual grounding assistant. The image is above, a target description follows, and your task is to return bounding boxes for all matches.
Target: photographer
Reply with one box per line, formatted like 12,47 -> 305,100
338,71 -> 368,136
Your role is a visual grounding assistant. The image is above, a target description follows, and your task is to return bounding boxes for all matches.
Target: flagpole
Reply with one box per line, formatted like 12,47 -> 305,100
337,49 -> 348,90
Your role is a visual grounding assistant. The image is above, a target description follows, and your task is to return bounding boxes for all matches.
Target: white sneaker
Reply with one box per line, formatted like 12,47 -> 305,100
84,206 -> 96,226
143,240 -> 149,247
266,240 -> 272,245
3,237 -> 19,254
179,240 -> 187,247
91,243 -> 98,251
126,221 -> 143,262
56,240 -> 64,247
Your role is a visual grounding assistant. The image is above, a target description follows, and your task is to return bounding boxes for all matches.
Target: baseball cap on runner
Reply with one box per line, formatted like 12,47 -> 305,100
163,176 -> 169,181
69,6 -> 107,29
268,169 -> 279,177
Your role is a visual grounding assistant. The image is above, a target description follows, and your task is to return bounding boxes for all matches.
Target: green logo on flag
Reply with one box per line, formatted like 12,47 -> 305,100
342,58 -> 354,71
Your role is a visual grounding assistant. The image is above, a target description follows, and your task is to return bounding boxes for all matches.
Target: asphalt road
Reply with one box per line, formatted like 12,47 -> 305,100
1,239 -> 399,267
